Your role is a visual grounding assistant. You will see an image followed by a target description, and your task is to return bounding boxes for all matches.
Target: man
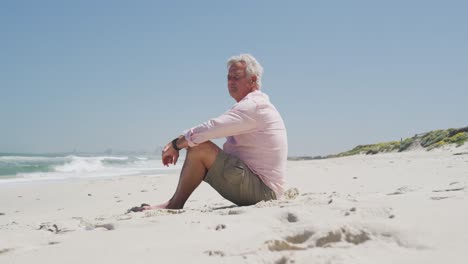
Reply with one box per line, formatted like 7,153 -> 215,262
144,54 -> 287,210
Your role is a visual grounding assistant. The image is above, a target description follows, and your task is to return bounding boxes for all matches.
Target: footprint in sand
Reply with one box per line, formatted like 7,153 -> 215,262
275,256 -> 296,264
345,207 -> 357,216
433,182 -> 465,193
316,229 -> 370,247
226,209 -> 244,215
285,230 -> 314,244
266,227 -> 371,251
266,239 -> 307,251
215,224 -> 226,231
285,212 -> 299,223
94,223 -> 115,230
204,250 -> 225,257
38,223 -> 74,234
387,186 -> 418,195
315,228 -> 371,248
0,248 -> 14,255
265,230 -> 314,251
430,196 -> 451,200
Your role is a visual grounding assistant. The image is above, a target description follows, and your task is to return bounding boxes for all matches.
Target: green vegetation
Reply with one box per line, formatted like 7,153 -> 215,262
288,156 -> 324,161
420,130 -> 449,148
448,132 -> 468,146
333,141 -> 401,157
286,126 -> 468,160
330,126 -> 468,158
399,137 -> 415,152
427,132 -> 468,150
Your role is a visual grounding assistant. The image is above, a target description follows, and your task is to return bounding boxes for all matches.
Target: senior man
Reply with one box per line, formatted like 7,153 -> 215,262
144,54 -> 287,210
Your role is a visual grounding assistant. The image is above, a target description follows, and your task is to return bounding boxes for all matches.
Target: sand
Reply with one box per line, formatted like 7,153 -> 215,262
1,145 -> 468,264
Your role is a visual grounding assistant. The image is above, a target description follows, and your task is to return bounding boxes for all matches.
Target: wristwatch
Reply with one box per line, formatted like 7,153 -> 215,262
172,138 -> 182,151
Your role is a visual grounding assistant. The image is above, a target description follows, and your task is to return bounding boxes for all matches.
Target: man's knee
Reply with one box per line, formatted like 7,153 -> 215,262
187,141 -> 220,167
188,141 -> 220,156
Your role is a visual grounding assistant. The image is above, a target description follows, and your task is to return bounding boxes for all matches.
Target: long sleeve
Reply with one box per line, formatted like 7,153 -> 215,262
184,101 -> 258,147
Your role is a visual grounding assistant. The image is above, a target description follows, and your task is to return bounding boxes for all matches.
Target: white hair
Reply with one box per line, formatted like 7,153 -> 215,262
227,54 -> 264,89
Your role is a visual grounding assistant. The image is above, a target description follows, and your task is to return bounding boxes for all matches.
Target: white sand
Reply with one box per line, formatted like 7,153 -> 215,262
1,145 -> 468,264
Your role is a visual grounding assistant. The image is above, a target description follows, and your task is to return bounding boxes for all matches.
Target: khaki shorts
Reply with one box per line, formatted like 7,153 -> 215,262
204,151 -> 277,206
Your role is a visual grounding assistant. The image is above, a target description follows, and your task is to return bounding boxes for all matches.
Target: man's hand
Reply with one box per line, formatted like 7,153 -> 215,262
162,136 -> 189,166
162,142 -> 179,166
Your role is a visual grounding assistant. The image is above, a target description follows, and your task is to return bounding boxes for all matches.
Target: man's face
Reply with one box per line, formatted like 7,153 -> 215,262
227,62 -> 257,102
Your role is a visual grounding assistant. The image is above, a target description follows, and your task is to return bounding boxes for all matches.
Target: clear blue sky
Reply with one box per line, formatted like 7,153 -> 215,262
1,0 -> 467,156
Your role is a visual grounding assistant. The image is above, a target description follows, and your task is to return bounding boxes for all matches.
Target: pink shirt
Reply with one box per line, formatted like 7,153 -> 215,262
184,91 -> 288,197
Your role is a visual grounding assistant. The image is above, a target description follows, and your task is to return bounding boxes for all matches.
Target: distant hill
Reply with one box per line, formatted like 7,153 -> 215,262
289,126 -> 468,160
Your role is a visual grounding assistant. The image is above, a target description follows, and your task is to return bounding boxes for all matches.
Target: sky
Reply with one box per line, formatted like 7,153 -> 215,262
1,0 -> 467,156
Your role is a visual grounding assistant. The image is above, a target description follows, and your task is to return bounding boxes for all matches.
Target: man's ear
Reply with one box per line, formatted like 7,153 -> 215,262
250,75 -> 258,87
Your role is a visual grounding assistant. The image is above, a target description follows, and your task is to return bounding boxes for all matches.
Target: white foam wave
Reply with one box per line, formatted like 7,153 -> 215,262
0,155 -> 183,185
63,155 -> 128,160
55,156 -> 106,173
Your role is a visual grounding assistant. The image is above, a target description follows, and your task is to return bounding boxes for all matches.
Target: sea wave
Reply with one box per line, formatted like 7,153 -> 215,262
0,154 -> 179,184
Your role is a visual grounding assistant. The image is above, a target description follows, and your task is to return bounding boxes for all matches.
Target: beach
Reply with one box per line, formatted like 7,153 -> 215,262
1,145 -> 468,264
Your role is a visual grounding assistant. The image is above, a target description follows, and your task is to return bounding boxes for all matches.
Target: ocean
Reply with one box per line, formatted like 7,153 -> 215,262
0,153 -> 180,184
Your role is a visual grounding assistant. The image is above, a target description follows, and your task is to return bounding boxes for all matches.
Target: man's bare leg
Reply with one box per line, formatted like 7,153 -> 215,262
145,141 -> 221,210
